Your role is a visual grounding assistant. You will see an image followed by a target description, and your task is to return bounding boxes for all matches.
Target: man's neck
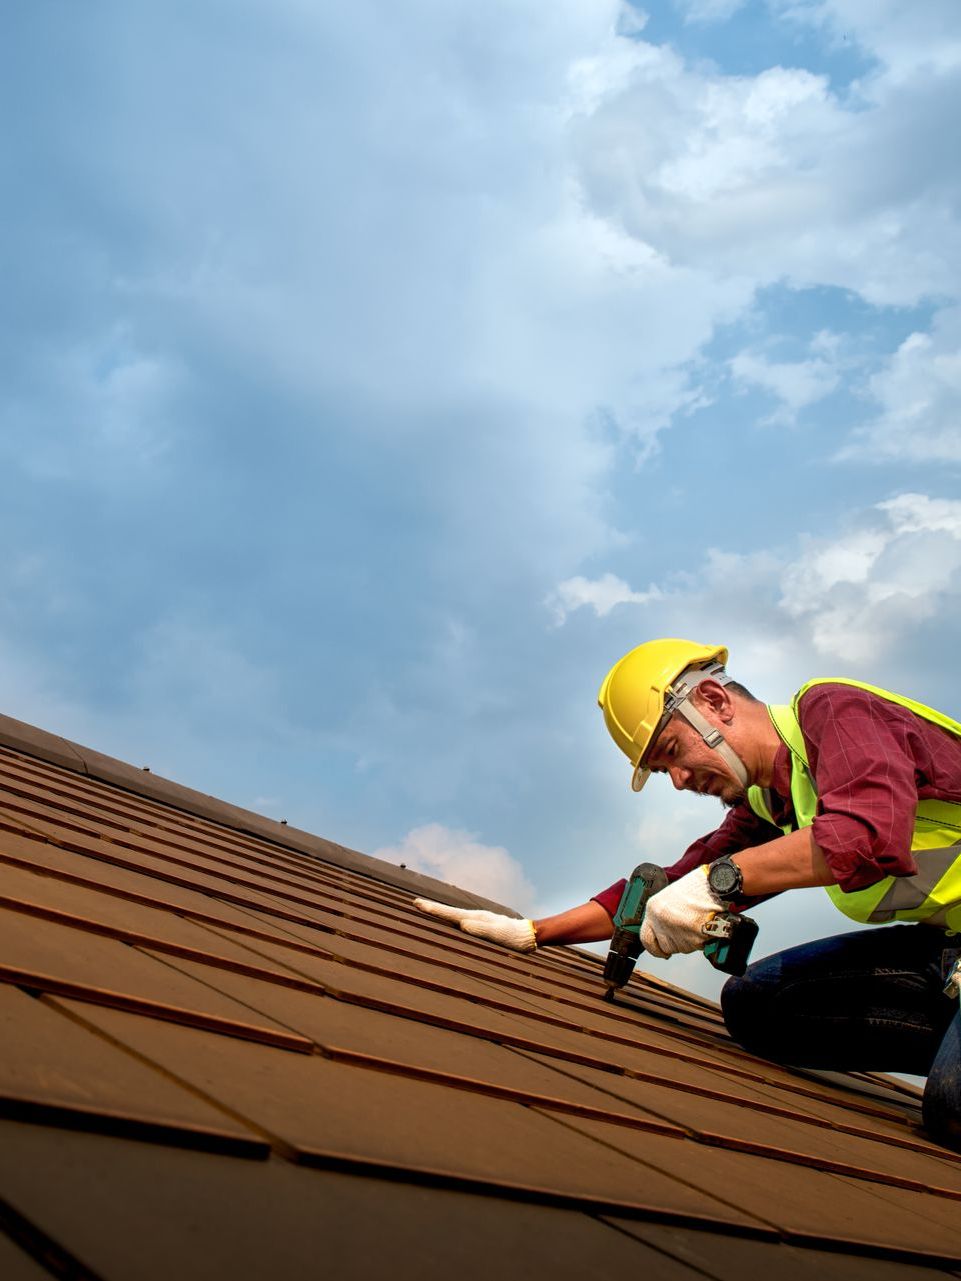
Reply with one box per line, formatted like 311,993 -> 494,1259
740,701 -> 783,790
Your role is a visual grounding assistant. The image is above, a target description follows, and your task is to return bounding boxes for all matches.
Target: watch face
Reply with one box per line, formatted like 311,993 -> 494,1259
709,860 -> 739,897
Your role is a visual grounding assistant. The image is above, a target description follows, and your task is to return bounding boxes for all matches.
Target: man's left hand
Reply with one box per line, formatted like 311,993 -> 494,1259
640,866 -> 720,959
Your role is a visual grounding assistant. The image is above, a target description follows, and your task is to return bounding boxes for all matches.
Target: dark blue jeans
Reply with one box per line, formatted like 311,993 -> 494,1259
720,924 -> 961,1150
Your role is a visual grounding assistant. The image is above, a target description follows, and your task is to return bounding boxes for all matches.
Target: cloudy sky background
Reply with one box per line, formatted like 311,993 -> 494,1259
4,0 -> 961,998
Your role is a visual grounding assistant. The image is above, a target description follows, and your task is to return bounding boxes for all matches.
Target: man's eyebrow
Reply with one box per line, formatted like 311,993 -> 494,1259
647,733 -> 673,768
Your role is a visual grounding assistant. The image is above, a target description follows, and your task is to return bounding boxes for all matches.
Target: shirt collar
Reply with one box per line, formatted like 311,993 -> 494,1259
765,742 -> 796,827
771,741 -> 792,798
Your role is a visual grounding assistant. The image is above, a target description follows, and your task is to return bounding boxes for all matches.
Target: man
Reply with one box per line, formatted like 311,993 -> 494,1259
416,639 -> 961,1150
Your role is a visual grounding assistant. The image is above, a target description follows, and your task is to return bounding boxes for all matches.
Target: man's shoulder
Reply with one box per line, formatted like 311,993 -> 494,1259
793,678 -> 929,757
794,679 -> 895,724
795,678 -> 878,705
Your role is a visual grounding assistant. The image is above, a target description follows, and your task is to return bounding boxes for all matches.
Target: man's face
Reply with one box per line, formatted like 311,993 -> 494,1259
645,710 -> 747,807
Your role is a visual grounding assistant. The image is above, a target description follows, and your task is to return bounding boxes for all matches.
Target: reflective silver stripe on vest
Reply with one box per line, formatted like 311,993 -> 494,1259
868,847 -> 961,925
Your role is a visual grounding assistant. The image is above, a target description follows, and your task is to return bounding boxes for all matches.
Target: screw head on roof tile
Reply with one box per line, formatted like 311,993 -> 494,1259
281,819 -> 287,825
400,863 -> 407,869
142,766 -> 150,772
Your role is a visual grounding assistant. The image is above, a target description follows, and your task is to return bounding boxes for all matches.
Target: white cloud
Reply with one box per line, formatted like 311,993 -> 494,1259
780,493 -> 961,661
729,348 -> 840,425
598,492 -> 961,674
373,823 -> 536,912
546,572 -> 661,625
839,307 -> 961,463
881,492 -> 961,539
615,3 -> 649,38
567,24 -> 655,117
571,493 -> 961,696
570,26 -> 961,307
777,0 -> 961,80
111,0 -> 961,488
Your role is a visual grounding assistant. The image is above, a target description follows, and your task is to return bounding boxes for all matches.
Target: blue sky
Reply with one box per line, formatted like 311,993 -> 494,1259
4,0 -> 961,997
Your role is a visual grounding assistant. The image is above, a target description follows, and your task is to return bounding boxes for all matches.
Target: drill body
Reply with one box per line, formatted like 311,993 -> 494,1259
601,863 -> 759,1001
602,863 -> 666,1001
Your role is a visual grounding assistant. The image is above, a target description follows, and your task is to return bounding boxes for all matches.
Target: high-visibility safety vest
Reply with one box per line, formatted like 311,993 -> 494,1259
747,678 -> 961,934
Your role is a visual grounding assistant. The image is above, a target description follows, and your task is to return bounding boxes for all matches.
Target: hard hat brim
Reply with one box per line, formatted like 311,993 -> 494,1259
631,763 -> 651,792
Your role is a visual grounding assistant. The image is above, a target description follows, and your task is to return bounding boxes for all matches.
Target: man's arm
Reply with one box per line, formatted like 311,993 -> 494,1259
532,829 -> 836,953
713,685 -> 929,898
414,802 -> 784,951
799,684 -> 922,889
533,899 -> 614,945
640,829 -> 836,961
732,825 -> 834,896
412,896 -> 612,951
591,801 -> 784,909
530,825 -> 824,946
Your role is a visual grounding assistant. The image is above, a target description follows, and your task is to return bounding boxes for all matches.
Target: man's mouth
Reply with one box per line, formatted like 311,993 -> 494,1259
695,776 -> 738,800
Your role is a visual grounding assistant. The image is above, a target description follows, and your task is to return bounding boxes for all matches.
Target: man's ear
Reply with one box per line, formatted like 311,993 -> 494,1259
690,679 -> 735,722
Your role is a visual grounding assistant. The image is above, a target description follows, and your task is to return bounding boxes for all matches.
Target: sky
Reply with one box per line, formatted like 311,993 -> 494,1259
3,0 -> 961,999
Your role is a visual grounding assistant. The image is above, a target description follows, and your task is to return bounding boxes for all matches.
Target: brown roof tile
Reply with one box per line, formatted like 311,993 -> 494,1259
1,1123 -> 756,1281
0,717 -> 958,1277
0,985 -> 265,1158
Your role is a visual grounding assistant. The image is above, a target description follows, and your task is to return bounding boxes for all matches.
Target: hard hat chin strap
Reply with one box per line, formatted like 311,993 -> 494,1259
662,663 -> 750,790
674,698 -> 750,789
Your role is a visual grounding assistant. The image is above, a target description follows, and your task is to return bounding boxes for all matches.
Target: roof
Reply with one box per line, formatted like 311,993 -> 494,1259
1,712 -> 960,1280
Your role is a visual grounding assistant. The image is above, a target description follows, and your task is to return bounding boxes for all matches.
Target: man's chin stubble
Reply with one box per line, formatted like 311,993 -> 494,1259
688,783 -> 745,810
721,788 -> 746,810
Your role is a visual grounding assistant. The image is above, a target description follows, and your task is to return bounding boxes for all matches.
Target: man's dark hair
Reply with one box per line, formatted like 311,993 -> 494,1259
725,679 -> 760,703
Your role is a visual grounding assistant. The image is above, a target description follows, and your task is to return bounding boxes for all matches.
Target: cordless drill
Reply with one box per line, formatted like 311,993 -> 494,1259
601,862 -> 759,1002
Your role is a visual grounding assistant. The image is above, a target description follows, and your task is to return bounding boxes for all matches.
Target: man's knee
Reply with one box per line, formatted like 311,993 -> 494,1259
721,958 -> 783,1058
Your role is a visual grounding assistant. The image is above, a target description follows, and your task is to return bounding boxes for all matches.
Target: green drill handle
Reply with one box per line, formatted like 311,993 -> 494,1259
602,863 -> 668,998
613,863 -> 669,932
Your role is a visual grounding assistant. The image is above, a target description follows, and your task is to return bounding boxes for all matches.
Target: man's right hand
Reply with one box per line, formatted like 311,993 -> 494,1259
640,865 -> 719,958
413,899 -> 537,952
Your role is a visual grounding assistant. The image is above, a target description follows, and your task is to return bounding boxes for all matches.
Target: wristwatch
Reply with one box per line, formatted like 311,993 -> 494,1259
707,857 -> 743,902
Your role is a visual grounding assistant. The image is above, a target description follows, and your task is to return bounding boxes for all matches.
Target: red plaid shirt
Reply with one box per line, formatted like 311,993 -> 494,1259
592,681 -> 961,917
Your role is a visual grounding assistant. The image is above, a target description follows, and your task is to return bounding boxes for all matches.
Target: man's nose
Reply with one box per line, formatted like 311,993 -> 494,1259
669,765 -> 692,791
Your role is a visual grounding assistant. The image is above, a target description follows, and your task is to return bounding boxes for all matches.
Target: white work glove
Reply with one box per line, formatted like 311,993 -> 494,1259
413,899 -> 537,952
640,866 -> 720,959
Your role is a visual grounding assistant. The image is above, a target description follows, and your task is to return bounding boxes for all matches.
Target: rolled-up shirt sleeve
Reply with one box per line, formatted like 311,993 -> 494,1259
799,684 -> 920,891
591,879 -> 628,919
590,801 -> 783,919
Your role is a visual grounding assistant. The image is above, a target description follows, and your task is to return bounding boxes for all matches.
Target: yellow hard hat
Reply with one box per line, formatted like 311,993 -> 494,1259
597,639 -> 729,791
